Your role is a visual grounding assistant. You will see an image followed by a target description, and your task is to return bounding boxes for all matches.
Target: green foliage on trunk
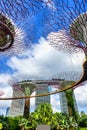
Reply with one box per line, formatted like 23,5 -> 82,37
61,81 -> 79,124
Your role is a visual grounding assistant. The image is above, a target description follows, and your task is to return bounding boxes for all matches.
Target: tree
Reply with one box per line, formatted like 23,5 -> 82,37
79,115 -> 87,127
0,123 -> 3,130
8,116 -> 20,130
80,111 -> 86,117
29,103 -> 59,129
0,115 -> 9,130
32,103 -> 53,124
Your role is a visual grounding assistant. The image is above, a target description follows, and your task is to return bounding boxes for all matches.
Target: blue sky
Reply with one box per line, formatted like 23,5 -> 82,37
0,0 -> 87,115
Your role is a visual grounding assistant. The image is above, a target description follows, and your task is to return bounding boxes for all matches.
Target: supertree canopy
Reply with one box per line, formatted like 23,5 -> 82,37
47,0 -> 87,55
0,12 -> 27,54
47,0 -> 87,86
0,13 -> 15,51
70,12 -> 87,55
47,30 -> 82,54
0,13 -> 36,54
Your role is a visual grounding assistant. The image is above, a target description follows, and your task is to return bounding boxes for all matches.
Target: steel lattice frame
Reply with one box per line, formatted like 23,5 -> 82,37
47,0 -> 87,55
0,13 -> 15,51
0,13 -> 27,54
0,0 -> 52,20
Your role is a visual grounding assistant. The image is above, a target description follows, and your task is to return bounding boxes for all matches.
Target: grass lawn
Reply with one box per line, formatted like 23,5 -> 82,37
80,127 -> 87,130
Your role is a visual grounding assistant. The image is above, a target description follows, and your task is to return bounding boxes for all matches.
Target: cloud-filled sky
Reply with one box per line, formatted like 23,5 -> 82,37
0,37 -> 87,115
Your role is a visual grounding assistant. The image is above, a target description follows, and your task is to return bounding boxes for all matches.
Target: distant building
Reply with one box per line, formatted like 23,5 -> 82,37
35,83 -> 50,109
59,91 -> 78,114
59,81 -> 78,115
6,107 -> 10,116
8,79 -> 78,116
8,85 -> 25,117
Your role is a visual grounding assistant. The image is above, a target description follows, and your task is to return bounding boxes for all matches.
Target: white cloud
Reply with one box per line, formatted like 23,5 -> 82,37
74,85 -> 87,113
0,88 -> 12,116
0,74 -> 11,86
7,37 -> 83,80
0,73 -> 12,99
0,73 -> 12,115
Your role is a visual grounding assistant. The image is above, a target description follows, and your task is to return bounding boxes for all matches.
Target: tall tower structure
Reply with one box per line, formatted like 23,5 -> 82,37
59,90 -> 78,115
52,71 -> 80,117
35,83 -> 50,109
8,84 -> 25,117
59,80 -> 79,122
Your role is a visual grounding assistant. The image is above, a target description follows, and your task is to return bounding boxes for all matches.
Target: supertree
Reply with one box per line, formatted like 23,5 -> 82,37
19,81 -> 38,119
47,0 -> 87,87
0,13 -> 27,54
0,13 -> 15,51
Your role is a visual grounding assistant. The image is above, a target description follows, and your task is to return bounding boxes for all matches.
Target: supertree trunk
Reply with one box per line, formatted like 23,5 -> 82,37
65,89 -> 79,124
74,58 -> 87,86
23,98 -> 30,119
20,81 -> 37,119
